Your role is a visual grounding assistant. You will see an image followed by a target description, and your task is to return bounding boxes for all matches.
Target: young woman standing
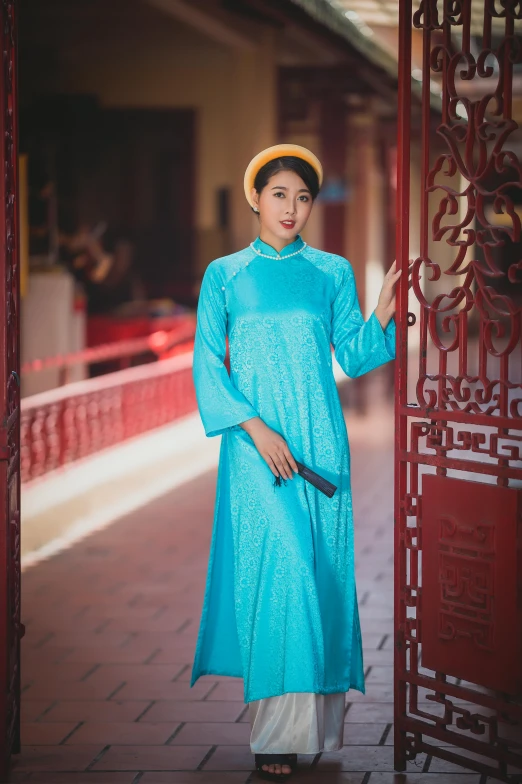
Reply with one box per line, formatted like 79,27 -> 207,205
190,144 -> 401,781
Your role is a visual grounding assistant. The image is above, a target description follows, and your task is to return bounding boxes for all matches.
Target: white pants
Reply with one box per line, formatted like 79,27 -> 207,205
249,692 -> 346,754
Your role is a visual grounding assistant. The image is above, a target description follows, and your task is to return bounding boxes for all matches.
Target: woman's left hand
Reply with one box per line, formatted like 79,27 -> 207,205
374,259 -> 413,330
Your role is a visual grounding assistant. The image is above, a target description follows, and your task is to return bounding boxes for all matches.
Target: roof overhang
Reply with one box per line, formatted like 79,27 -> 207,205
288,0 -> 443,113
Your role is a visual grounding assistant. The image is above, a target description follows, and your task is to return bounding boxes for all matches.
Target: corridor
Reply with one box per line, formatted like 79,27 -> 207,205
11,386 -> 480,783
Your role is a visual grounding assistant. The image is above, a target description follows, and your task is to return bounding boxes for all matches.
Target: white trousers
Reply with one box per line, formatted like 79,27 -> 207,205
248,692 -> 346,754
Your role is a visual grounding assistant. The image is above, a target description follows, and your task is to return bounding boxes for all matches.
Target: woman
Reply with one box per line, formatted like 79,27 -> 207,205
190,144 -> 401,781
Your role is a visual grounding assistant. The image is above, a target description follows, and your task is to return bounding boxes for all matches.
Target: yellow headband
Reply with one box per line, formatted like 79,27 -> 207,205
244,143 -> 324,209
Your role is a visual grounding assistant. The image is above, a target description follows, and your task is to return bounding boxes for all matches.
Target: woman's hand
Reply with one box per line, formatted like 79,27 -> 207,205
374,259 -> 413,330
240,417 -> 298,480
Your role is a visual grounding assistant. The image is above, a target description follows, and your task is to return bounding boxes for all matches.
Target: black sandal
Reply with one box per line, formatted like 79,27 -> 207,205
254,753 -> 297,781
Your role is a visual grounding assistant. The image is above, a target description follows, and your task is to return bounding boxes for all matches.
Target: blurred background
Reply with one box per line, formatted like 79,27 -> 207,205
20,0 -> 422,557
18,0 -> 522,565
20,0 -> 415,397
7,1 -> 522,780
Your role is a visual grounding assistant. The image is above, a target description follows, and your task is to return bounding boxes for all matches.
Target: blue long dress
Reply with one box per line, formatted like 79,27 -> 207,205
190,235 -> 395,704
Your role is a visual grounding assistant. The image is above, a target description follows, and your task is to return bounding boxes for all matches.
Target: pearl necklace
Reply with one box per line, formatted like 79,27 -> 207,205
249,241 -> 307,260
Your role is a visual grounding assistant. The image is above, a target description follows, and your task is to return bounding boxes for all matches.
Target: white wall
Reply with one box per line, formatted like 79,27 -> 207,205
21,270 -> 86,396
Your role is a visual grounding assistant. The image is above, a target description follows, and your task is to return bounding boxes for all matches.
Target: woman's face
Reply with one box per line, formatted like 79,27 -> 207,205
251,169 -> 314,244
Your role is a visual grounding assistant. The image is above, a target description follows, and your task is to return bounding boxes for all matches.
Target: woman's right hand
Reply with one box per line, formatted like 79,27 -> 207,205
240,417 -> 298,480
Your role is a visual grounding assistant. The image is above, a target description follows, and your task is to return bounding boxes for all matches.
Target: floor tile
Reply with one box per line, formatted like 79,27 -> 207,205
140,774 -> 248,784
368,775 -> 481,784
114,681 -> 210,701
64,721 -> 180,745
200,745 -> 259,771
345,703 -> 395,723
40,701 -> 151,723
20,722 -> 80,745
91,744 -> 212,771
170,722 -> 252,745
9,745 -> 105,772
20,702 -> 56,723
7,775 -> 135,784
141,701 -> 245,723
342,724 -> 389,745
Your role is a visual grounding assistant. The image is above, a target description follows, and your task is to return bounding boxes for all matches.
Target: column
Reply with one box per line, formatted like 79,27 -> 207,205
230,29 -> 278,252
319,93 -> 347,257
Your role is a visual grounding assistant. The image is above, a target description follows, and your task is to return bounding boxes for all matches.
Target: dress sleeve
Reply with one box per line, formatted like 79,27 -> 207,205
192,264 -> 259,437
331,262 -> 396,378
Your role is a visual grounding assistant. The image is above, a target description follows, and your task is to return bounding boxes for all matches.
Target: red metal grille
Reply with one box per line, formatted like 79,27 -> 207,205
0,0 -> 22,777
395,1 -> 522,780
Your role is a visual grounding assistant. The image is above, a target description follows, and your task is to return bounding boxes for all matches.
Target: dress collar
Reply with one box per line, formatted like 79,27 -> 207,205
251,234 -> 306,260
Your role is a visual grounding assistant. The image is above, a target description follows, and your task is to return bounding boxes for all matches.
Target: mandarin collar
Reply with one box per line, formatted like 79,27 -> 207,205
251,234 -> 305,259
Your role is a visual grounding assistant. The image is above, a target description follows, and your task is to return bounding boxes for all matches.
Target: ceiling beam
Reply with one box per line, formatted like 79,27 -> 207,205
145,0 -> 257,51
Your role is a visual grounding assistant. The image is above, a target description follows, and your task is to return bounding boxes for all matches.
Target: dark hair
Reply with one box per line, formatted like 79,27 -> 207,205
252,156 -> 320,211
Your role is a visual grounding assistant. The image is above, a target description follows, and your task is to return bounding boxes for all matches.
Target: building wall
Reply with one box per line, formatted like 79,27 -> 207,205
22,4 -> 278,272
49,17 -> 237,231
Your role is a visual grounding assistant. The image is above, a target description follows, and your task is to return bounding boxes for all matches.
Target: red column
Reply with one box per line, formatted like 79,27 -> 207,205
319,95 -> 347,257
0,1 -> 22,779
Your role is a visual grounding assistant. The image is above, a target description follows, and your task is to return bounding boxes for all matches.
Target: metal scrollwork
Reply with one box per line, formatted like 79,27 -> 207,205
0,0 -> 21,774
396,1 -> 522,780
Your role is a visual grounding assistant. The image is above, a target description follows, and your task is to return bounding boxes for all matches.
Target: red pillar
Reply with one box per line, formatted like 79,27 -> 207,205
0,0 -> 22,778
320,95 -> 347,256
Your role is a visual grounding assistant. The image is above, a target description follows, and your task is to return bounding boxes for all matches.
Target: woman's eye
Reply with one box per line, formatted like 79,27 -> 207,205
273,191 -> 285,198
298,195 -> 309,202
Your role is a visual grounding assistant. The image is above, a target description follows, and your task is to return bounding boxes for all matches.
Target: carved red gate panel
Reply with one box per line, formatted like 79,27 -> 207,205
0,0 -> 22,779
395,1 -> 522,780
422,474 -> 522,695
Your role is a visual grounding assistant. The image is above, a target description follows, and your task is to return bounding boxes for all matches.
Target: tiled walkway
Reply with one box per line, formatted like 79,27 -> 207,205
11,374 -> 481,783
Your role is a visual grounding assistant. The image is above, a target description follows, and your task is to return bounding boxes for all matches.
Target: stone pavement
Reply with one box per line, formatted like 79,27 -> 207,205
10,372 -> 482,784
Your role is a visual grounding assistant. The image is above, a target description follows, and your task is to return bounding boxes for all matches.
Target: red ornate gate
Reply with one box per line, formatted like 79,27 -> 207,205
395,1 -> 522,780
0,0 -> 22,779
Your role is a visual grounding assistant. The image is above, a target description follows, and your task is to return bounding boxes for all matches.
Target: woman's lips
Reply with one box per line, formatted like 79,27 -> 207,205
280,221 -> 296,229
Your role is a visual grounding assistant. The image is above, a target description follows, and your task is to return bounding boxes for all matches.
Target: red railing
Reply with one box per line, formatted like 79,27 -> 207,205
21,350 -> 198,484
21,315 -> 197,386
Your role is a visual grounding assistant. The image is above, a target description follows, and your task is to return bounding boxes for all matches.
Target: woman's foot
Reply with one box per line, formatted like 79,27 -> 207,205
255,753 -> 297,780
260,762 -> 292,776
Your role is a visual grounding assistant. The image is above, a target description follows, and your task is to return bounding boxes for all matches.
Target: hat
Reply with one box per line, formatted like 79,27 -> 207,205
244,144 -> 324,209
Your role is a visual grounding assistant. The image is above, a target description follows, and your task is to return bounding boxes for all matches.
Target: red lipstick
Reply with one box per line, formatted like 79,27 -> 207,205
280,221 -> 296,229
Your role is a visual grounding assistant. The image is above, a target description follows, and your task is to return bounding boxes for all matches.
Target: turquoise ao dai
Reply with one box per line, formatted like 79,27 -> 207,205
190,235 -> 395,703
